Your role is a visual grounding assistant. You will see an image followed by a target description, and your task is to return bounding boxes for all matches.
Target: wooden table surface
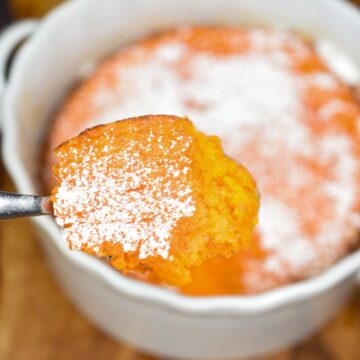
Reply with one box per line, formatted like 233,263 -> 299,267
1,1 -> 360,359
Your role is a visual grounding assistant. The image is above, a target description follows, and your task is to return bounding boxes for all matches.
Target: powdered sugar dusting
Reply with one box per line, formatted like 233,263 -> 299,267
53,122 -> 196,259
50,27 -> 360,292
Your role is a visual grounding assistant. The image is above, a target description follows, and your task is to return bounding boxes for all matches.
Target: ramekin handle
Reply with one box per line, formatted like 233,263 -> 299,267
0,20 -> 38,129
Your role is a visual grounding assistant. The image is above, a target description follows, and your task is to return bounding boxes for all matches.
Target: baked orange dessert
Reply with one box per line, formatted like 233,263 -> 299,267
43,26 -> 360,295
51,115 -> 259,286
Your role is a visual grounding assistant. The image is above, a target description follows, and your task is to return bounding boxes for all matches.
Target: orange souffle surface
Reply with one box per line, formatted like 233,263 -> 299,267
51,115 -> 259,286
43,26 -> 360,295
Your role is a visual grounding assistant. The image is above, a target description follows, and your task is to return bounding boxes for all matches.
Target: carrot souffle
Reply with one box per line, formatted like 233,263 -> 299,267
42,26 -> 360,295
51,115 -> 259,286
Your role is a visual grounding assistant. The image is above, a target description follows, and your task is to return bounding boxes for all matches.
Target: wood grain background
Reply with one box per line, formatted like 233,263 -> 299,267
1,1 -> 360,359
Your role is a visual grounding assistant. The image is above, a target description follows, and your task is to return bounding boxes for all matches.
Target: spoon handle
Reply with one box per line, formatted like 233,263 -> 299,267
0,191 -> 52,219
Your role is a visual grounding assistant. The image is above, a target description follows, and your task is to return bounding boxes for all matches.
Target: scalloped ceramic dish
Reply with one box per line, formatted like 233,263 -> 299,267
1,0 -> 360,359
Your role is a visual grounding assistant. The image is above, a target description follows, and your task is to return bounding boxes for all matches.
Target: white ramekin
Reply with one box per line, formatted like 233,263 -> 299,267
1,1 -> 360,359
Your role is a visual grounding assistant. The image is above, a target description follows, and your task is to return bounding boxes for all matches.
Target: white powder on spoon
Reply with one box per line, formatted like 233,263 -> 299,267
53,121 -> 196,260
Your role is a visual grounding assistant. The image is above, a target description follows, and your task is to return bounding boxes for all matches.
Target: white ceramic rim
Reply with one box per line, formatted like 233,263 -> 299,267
2,0 -> 360,317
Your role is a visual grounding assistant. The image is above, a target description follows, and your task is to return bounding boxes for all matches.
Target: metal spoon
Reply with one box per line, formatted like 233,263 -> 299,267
0,191 -> 52,219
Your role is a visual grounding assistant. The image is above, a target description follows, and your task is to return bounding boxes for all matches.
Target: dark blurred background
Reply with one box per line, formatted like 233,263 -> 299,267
0,0 -> 11,28
0,0 -> 63,22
